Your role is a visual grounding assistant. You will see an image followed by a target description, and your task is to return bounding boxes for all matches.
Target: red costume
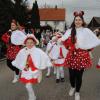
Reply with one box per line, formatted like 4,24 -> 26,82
2,31 -> 21,60
63,36 -> 92,70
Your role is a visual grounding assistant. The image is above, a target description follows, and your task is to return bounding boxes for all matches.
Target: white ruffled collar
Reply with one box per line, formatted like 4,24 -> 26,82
76,27 -> 83,31
61,28 -> 100,49
25,46 -> 36,54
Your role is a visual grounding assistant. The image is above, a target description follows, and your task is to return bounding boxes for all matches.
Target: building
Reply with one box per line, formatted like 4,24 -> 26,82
88,17 -> 100,30
39,8 -> 66,31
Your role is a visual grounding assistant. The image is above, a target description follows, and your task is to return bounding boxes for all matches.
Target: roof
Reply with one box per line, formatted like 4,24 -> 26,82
94,17 -> 100,24
88,17 -> 100,28
39,8 -> 66,21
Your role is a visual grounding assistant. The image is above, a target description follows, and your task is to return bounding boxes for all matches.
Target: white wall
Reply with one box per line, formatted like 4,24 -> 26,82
40,21 -> 65,31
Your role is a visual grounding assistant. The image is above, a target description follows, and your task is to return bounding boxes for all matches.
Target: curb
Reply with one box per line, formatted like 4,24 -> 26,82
0,58 -> 6,62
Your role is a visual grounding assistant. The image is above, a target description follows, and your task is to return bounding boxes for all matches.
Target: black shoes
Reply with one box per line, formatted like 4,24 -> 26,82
56,79 -> 60,83
56,78 -> 65,83
61,78 -> 65,82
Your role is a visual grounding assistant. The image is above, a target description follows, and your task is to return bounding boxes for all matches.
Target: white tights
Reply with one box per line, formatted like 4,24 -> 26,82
46,67 -> 57,76
56,67 -> 64,79
98,58 -> 100,65
25,83 -> 36,100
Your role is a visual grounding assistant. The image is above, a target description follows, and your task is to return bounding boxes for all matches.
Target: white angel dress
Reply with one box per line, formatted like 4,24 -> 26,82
12,46 -> 52,84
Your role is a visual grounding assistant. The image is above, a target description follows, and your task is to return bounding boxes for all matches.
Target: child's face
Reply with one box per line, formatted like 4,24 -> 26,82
11,23 -> 17,31
75,16 -> 83,28
25,39 -> 35,49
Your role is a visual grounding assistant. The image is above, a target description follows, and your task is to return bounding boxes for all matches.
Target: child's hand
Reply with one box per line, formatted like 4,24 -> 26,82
57,38 -> 62,45
24,66 -> 29,71
51,60 -> 55,64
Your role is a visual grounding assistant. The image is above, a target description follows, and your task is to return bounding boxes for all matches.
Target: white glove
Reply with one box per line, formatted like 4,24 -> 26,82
57,38 -> 62,44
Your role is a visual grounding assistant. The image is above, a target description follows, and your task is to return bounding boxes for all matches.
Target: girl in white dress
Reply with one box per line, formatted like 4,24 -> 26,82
12,34 -> 52,100
46,38 -> 57,77
46,33 -> 68,83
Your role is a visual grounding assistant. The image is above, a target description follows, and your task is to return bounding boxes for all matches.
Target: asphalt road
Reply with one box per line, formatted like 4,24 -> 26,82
0,46 -> 100,100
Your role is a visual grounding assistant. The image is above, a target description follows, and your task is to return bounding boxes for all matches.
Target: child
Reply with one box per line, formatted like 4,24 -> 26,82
2,20 -> 25,83
53,37 -> 68,83
48,33 -> 68,83
12,34 -> 52,100
45,37 -> 58,77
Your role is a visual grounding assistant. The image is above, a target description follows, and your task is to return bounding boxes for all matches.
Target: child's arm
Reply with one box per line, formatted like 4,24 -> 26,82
12,49 -> 25,70
39,49 -> 52,70
2,32 -> 11,44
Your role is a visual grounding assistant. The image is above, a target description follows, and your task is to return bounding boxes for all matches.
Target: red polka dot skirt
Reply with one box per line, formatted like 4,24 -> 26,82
65,48 -> 92,70
7,45 -> 21,60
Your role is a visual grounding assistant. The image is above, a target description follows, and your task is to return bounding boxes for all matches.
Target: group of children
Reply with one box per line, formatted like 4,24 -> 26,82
10,28 -> 100,100
1,11 -> 100,100
1,19 -> 68,100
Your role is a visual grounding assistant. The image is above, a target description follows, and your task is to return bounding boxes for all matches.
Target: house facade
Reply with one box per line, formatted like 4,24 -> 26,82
39,8 -> 66,31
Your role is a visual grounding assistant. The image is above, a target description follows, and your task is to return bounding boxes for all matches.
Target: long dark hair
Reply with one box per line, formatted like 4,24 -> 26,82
70,16 -> 86,44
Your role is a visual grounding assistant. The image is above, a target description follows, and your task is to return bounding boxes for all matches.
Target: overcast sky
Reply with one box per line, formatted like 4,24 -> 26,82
25,0 -> 100,25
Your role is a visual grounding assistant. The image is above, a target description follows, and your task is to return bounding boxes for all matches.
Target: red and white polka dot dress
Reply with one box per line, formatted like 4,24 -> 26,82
66,49 -> 92,70
61,28 -> 100,70
64,37 -> 92,70
2,32 -> 21,60
7,45 -> 21,60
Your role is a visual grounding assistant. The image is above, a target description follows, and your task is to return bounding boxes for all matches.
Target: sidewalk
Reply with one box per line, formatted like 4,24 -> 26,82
0,57 -> 6,62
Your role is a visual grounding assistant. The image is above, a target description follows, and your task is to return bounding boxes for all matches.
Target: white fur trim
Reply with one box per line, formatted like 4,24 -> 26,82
11,30 -> 26,45
59,28 -> 100,50
24,34 -> 39,45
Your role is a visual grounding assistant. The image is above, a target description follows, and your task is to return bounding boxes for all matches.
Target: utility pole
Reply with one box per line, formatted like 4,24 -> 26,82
61,0 -> 64,7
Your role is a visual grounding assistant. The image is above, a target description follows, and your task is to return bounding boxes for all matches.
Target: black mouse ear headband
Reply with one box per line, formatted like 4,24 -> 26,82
73,11 -> 84,17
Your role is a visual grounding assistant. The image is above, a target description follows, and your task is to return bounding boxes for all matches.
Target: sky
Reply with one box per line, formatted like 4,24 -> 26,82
24,0 -> 100,25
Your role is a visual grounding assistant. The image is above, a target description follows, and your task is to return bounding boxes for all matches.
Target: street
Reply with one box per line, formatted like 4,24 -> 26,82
0,46 -> 100,100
